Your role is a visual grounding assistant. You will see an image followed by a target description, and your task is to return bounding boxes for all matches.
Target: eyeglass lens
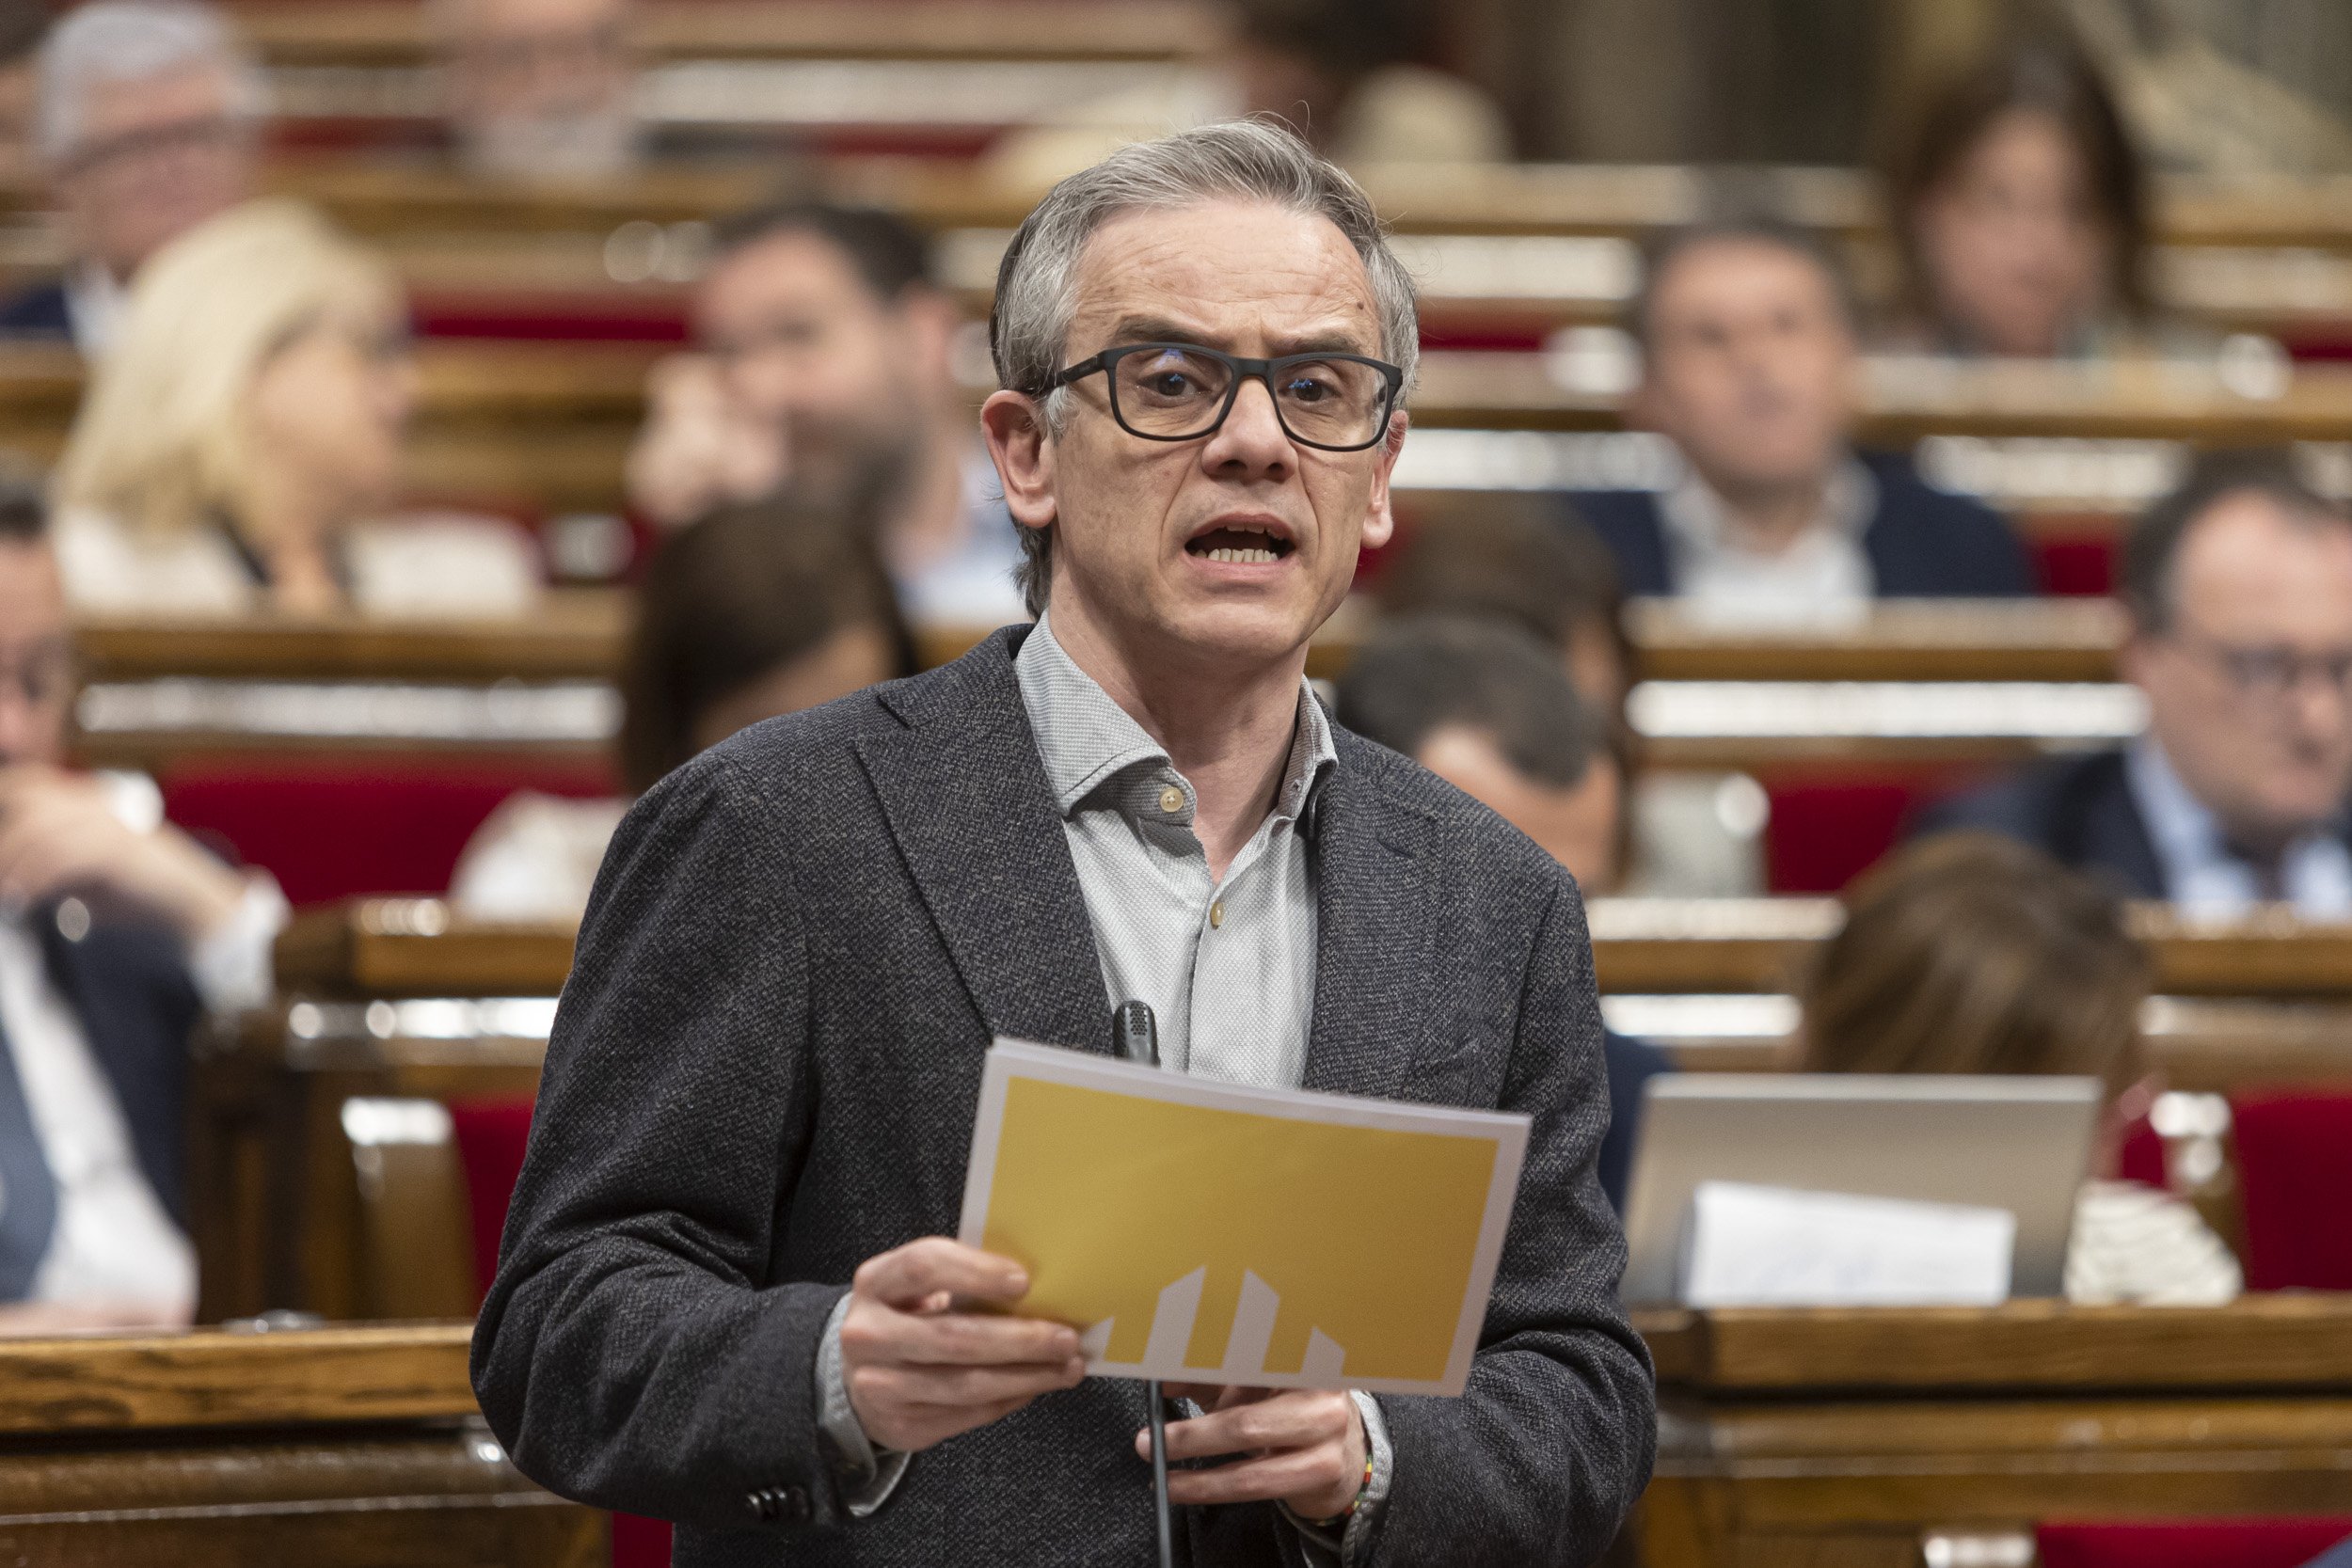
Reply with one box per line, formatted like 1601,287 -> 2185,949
1110,347 -> 1389,448
2219,644 -> 2352,700
0,642 -> 72,708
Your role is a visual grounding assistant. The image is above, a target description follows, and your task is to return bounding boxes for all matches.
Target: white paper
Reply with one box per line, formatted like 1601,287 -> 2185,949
1677,1180 -> 2015,1307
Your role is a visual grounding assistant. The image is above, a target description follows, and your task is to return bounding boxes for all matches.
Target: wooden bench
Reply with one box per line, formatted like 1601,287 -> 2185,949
70,593 -> 631,771
1636,1297 -> 2352,1568
0,1322 -> 596,1564
232,0 -> 1220,68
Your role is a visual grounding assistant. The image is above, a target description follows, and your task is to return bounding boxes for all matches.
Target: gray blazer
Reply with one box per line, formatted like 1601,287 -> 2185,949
470,627 -> 1655,1567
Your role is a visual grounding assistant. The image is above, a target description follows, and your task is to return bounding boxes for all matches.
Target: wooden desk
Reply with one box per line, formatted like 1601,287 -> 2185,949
0,1323 -> 596,1564
4,341 -> 2346,526
220,897 -> 2352,1318
76,593 -> 628,684
1588,897 -> 2352,1000
1624,597 -> 2126,684
236,0 -> 1218,67
1638,1298 -> 2352,1568
70,594 -> 629,770
0,340 -> 653,515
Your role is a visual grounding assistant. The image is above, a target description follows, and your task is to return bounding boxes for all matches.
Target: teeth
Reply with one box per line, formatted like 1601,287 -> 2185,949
1207,547 -> 1279,563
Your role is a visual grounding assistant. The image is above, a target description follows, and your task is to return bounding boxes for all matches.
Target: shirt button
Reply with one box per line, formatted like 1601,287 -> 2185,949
1158,785 -> 1184,815
1209,901 -> 1225,929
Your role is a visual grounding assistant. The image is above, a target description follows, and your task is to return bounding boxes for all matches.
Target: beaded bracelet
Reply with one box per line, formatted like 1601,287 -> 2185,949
1309,1450 -> 1377,1529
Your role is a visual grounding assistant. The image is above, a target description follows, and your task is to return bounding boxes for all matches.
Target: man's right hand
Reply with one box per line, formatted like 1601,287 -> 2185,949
838,1238 -> 1086,1453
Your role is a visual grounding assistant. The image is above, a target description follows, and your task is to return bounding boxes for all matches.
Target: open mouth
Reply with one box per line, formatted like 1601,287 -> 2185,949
1184,521 -> 1295,565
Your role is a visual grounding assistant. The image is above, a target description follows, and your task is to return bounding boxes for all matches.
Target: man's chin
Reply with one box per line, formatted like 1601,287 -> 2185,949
1155,594 -> 1325,667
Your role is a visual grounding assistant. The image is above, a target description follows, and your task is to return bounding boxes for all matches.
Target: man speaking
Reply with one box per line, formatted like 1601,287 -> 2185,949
472,121 -> 1655,1565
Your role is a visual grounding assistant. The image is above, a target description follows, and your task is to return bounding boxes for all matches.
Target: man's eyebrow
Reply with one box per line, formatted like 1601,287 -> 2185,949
1102,315 -> 1217,348
1092,318 -> 1383,358
1267,328 -> 1382,357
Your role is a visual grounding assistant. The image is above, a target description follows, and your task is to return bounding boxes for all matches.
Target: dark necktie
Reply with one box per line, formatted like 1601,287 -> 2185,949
2227,843 -> 2289,905
0,1008 -> 60,1300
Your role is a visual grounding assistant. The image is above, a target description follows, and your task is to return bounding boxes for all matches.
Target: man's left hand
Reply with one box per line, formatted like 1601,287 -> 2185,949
0,766 -> 246,944
1133,1384 -> 1365,1520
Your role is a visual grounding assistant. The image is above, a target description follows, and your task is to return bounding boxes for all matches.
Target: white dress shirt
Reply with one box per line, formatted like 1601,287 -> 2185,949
0,910 -> 196,1315
1657,459 -> 1877,627
814,617 -> 1391,1562
61,261 -> 123,358
0,774 -> 288,1316
2125,737 -> 2352,917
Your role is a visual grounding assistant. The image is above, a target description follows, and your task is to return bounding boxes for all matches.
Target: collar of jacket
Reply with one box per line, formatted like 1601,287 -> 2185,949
854,626 -> 1441,1100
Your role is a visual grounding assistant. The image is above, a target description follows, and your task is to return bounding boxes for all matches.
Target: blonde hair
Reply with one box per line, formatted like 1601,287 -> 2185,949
1801,832 -> 2152,1093
56,199 -> 400,544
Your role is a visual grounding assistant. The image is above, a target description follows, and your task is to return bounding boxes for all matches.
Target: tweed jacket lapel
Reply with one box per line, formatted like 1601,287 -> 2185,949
1302,738 -> 1437,1101
854,628 -> 1112,1055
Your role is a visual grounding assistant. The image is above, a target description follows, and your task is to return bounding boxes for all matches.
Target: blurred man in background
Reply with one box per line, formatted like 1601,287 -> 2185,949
627,202 -> 1025,627
0,2 -> 51,182
0,485 -> 284,1332
436,0 -> 641,182
0,0 -> 262,353
1575,220 -> 2030,623
1924,453 -> 2352,917
1334,614 -> 1666,1212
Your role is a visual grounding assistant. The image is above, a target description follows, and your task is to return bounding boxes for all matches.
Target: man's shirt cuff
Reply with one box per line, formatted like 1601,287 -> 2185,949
188,875 -> 288,1017
1279,1390 -> 1391,1565
814,1292 -> 910,1516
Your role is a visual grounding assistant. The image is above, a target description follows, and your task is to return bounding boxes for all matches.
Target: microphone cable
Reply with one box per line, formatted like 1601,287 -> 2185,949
1112,1000 -> 1176,1568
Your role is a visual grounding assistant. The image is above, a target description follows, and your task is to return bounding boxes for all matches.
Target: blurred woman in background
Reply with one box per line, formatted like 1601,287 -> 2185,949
450,495 -> 914,923
1802,832 -> 2239,1306
1879,30 -> 2156,359
52,198 -> 538,617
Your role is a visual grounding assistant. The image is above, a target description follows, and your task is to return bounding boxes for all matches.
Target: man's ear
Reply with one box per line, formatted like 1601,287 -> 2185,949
1359,410 -> 1407,552
981,389 -> 1057,531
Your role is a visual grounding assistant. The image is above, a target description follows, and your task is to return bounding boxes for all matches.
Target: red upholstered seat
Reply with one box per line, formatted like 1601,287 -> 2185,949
159,761 -> 616,906
449,1095 -> 672,1568
2028,531 -> 2118,597
2231,1093 -> 2352,1291
447,1097 -> 537,1310
1762,771 -> 1982,894
2039,1519 -> 2352,1568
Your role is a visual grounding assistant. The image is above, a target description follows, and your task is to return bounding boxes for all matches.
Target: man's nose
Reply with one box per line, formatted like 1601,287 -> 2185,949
0,694 -> 36,768
2287,671 -> 2352,744
1200,376 -> 1294,478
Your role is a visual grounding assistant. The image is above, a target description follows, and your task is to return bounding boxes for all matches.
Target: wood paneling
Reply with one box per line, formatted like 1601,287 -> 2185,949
1637,1302 -> 2352,1568
76,592 -> 628,683
1640,1296 -> 2352,1394
0,1324 -> 596,1566
0,1323 -> 475,1433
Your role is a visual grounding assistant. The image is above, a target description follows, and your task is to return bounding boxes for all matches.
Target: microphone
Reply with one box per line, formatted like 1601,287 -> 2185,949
1112,999 -> 1172,1568
1114,999 -> 1160,1069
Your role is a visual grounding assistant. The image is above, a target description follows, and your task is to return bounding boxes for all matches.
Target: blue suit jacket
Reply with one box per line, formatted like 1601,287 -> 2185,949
1910,751 -> 2166,901
1571,451 -> 2034,599
0,279 -> 72,340
1600,1029 -> 1668,1215
2300,1535 -> 2352,1568
31,908 -> 199,1226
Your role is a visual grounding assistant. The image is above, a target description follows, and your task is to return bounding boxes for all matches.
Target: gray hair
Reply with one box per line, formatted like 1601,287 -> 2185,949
38,1 -> 266,166
989,119 -> 1420,617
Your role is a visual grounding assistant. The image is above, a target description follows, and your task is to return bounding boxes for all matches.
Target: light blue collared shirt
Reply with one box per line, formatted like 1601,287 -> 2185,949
2125,736 -> 2352,917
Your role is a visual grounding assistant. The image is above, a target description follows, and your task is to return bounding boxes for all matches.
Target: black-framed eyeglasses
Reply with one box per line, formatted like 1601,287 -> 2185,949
2173,630 -> 2352,705
1042,341 -> 1404,452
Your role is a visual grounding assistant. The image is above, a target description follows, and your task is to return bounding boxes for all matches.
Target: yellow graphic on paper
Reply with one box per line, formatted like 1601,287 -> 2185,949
979,1076 -> 1501,1384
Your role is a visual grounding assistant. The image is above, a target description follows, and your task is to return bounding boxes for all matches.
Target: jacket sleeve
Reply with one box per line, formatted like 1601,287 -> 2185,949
469,752 -> 850,1533
1366,873 -> 1658,1567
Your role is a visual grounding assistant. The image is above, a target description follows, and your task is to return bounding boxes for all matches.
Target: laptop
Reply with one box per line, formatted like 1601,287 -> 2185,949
1619,1073 -> 2105,1304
